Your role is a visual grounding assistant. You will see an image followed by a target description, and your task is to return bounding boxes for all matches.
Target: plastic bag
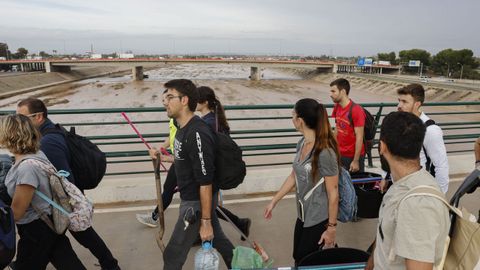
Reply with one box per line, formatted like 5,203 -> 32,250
231,246 -> 273,269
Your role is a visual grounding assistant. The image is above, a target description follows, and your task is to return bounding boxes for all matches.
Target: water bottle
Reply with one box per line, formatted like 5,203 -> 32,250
194,241 -> 219,270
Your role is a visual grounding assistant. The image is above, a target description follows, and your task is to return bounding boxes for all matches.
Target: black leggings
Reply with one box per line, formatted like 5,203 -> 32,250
293,218 -> 328,265
15,219 -> 86,270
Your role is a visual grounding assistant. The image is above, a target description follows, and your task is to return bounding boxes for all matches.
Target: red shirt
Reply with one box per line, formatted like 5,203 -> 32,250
332,100 -> 365,158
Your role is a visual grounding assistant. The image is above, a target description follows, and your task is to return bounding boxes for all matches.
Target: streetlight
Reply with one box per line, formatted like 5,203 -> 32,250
457,63 -> 464,80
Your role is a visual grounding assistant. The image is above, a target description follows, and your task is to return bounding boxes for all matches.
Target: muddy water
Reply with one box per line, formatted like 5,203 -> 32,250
0,65 -> 477,174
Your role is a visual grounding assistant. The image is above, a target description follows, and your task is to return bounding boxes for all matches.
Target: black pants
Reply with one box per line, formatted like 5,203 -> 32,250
15,219 -> 86,270
163,193 -> 234,270
341,155 -> 365,172
70,227 -> 119,270
293,218 -> 328,265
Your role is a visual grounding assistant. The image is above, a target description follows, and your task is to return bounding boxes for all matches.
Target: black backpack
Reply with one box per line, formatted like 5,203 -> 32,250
45,125 -> 107,190
347,102 -> 376,149
214,132 -> 246,190
0,155 -> 13,205
0,198 -> 15,269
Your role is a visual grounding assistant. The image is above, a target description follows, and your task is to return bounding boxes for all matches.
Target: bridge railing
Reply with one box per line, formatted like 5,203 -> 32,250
1,102 -> 479,176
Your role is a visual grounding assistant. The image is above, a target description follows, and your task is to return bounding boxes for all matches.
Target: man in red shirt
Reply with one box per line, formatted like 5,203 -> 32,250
330,78 -> 366,172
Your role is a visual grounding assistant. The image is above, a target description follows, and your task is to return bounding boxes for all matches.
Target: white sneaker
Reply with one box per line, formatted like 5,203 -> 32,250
136,213 -> 158,228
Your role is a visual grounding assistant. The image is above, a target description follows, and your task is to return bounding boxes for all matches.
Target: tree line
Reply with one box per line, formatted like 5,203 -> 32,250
377,48 -> 480,79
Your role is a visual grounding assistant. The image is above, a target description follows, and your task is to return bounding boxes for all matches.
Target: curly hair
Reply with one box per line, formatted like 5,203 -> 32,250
0,114 -> 41,155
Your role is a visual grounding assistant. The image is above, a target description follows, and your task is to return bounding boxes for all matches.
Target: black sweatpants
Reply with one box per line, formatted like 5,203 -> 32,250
341,155 -> 365,173
70,227 -> 119,269
293,218 -> 328,265
15,218 -> 86,270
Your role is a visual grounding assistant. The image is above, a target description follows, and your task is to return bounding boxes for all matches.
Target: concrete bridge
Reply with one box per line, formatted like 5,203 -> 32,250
0,58 -> 401,81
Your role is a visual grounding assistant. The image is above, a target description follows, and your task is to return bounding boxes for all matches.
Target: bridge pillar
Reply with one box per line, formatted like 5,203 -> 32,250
333,64 -> 338,74
250,66 -> 261,80
45,61 -> 71,73
132,66 -> 144,81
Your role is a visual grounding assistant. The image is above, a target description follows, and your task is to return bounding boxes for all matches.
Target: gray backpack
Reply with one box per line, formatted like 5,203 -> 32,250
337,168 -> 358,222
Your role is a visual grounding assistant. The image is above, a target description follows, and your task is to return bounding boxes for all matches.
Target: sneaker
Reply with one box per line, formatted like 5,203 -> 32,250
136,213 -> 158,228
239,218 -> 251,241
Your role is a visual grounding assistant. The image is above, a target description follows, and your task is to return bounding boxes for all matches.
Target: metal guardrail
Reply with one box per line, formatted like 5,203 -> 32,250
1,102 -> 479,176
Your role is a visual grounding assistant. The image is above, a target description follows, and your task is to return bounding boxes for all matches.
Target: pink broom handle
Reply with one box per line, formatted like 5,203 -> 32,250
121,112 -> 169,170
121,112 -> 152,149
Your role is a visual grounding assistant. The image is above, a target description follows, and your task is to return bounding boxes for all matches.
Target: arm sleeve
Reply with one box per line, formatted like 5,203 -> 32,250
318,148 -> 339,177
394,196 -> 447,263
352,105 -> 365,127
16,163 -> 42,188
40,135 -> 75,183
186,129 -> 216,186
424,126 -> 449,193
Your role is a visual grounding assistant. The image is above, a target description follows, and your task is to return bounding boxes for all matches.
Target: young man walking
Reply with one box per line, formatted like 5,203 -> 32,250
330,78 -> 366,172
366,111 -> 450,270
396,84 -> 449,193
160,79 -> 234,270
16,98 -> 121,270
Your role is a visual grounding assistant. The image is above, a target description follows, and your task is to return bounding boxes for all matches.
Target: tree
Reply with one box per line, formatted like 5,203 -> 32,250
377,51 -> 397,65
399,49 -> 431,65
15,47 -> 28,59
431,48 -> 479,78
39,51 -> 51,58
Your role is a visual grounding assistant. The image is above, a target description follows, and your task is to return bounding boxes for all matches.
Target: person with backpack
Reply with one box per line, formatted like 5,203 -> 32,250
330,78 -> 366,173
196,86 -> 251,241
0,114 -> 86,270
16,98 -> 121,270
264,99 -> 339,265
160,79 -> 234,269
396,84 -> 449,193
365,111 -> 450,270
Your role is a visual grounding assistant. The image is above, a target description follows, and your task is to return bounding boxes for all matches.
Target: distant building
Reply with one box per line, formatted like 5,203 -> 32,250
0,43 -> 9,59
119,53 -> 134,59
91,54 -> 103,59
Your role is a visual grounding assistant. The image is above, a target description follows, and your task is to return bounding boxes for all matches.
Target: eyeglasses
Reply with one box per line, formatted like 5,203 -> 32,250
163,95 -> 183,103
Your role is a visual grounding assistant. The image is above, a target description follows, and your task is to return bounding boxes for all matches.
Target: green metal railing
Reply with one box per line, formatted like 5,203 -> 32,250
1,101 -> 479,176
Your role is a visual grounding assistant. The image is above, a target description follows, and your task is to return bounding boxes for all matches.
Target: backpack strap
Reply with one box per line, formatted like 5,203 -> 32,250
423,119 -> 436,175
397,185 -> 461,216
303,177 -> 325,201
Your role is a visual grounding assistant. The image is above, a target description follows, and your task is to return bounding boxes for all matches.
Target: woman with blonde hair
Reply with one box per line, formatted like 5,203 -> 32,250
0,114 -> 85,270
264,98 -> 340,265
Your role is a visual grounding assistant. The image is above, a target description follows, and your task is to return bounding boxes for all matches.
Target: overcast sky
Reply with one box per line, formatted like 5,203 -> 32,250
1,0 -> 479,56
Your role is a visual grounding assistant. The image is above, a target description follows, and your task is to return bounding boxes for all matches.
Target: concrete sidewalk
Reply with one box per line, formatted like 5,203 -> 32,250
58,179 -> 479,270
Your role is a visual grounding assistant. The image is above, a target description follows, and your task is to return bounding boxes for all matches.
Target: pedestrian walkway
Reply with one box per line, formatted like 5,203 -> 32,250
48,179 -> 479,270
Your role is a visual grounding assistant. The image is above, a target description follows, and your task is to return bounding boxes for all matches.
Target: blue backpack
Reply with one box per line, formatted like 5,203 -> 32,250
0,199 -> 15,268
337,168 -> 358,222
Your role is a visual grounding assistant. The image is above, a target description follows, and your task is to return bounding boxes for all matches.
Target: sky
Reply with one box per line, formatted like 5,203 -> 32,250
1,0 -> 479,57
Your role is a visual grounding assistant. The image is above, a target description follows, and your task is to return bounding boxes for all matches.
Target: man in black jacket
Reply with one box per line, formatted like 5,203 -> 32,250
17,98 -> 121,270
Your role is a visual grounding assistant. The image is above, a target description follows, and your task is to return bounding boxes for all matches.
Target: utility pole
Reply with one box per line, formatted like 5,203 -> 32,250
419,62 -> 423,77
458,63 -> 464,80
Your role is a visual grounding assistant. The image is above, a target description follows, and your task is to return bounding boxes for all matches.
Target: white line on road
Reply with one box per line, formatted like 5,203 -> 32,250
94,194 -> 296,214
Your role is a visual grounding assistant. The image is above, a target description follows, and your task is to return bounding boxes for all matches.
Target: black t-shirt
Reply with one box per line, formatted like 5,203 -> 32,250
173,115 -> 216,201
